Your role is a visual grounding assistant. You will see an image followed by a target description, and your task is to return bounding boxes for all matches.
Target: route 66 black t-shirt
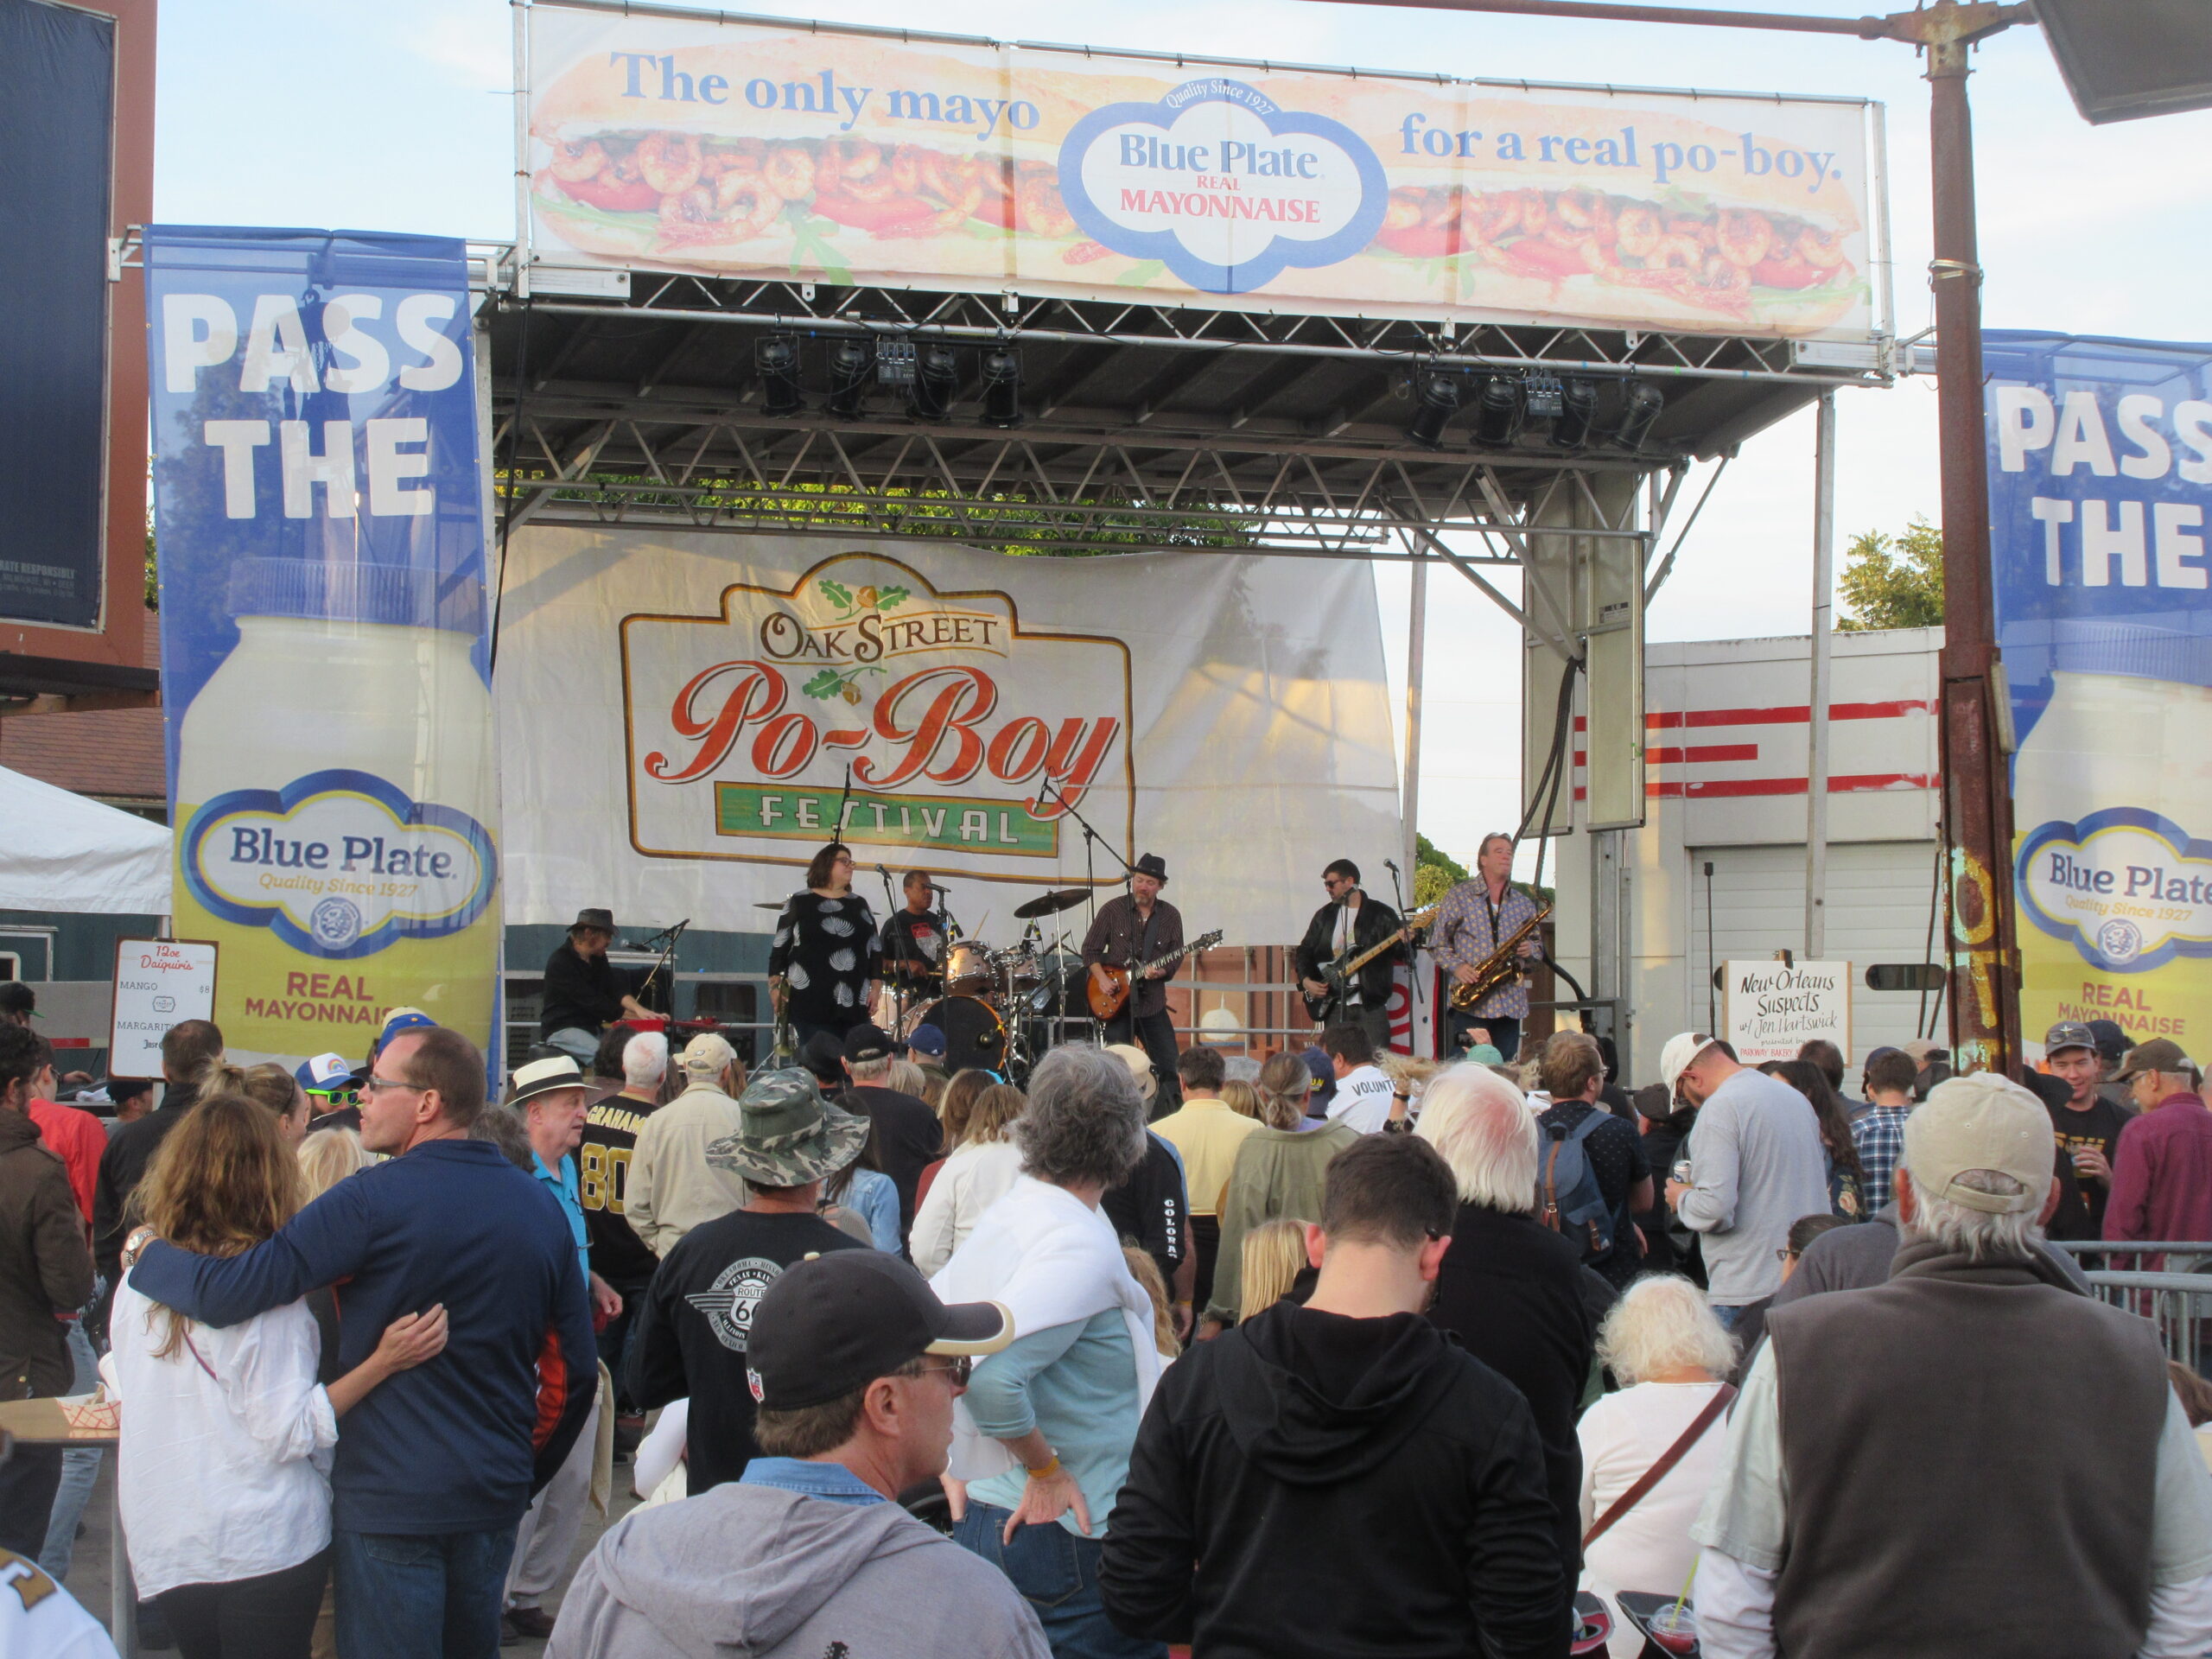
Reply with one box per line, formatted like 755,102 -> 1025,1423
624,1208 -> 865,1493
2045,1095 -> 2131,1238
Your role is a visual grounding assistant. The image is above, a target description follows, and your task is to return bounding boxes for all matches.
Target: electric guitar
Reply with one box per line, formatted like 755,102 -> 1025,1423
1087,931 -> 1224,1020
1302,903 -> 1438,1023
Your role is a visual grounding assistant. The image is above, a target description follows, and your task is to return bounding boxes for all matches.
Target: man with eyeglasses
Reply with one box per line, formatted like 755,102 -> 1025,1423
551,1250 -> 1043,1659
1294,859 -> 1407,1054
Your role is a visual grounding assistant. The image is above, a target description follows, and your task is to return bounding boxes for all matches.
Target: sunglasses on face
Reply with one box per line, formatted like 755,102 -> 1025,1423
917,1356 -> 971,1386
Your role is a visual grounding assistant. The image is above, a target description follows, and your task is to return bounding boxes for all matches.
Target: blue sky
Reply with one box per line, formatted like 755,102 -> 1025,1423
150,0 -> 2212,863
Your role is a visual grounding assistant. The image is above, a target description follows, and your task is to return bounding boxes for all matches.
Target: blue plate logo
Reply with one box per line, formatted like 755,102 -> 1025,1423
182,768 -> 497,960
2018,806 -> 2212,973
1057,78 -> 1389,293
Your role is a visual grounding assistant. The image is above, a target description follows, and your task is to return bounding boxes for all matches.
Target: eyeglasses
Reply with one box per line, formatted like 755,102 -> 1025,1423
1774,1247 -> 1801,1262
916,1356 -> 971,1387
364,1074 -> 423,1096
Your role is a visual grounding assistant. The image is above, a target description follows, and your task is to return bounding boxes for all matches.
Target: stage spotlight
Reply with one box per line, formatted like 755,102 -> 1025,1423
826,338 -> 876,419
1469,375 -> 1525,448
1406,372 -> 1462,450
756,335 -> 804,418
1614,380 -> 1665,451
1550,377 -> 1599,448
909,344 -> 959,422
981,348 -> 1022,428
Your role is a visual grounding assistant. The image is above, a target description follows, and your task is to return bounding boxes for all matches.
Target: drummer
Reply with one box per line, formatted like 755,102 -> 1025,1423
877,870 -> 947,1001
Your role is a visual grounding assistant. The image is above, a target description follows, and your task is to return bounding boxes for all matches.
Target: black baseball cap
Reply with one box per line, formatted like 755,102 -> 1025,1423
842,1024 -> 896,1065
0,983 -> 34,1019
747,1251 -> 1013,1411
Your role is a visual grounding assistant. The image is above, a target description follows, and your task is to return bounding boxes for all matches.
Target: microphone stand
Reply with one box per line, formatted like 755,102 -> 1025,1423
1384,857 -> 1417,1054
1038,776 -> 1134,946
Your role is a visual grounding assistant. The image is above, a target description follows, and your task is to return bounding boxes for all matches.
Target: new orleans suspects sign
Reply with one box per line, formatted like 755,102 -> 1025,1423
623,554 -> 1133,878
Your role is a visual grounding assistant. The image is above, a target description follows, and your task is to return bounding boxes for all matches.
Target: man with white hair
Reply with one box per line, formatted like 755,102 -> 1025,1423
1659,1033 -> 1828,1328
1691,1071 -> 2212,1659
581,1031 -> 669,1443
626,1034 -> 749,1257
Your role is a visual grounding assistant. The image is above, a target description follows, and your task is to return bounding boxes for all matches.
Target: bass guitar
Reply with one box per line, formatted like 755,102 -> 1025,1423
1087,931 -> 1224,1021
1302,903 -> 1439,1023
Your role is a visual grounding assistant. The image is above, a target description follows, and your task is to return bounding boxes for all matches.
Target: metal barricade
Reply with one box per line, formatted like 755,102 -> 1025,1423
2083,1269 -> 2212,1370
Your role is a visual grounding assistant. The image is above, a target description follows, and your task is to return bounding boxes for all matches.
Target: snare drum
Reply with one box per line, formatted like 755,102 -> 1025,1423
902,995 -> 1007,1074
944,941 -> 993,996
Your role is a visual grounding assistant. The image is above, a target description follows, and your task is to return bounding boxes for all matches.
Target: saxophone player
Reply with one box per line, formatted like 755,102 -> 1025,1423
1431,833 -> 1544,1061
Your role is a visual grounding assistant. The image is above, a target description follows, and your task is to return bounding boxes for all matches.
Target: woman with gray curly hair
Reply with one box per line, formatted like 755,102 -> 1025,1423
933,1046 -> 1169,1659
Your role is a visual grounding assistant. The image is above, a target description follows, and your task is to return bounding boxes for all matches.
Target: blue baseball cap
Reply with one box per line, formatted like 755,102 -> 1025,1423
905,1024 -> 948,1060
375,1008 -> 436,1052
295,1052 -> 364,1096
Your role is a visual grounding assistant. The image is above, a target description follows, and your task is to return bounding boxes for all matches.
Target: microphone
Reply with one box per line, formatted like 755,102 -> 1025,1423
928,881 -> 953,892
1384,858 -> 1400,874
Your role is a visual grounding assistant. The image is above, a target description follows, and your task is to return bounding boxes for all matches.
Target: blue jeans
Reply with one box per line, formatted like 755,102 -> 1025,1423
953,1503 -> 1166,1659
38,1317 -> 100,1580
332,1525 -> 518,1659
1713,1302 -> 1749,1332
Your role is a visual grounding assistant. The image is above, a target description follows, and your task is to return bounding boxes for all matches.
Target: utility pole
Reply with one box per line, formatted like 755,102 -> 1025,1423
1806,391 -> 1835,962
1308,0 -> 2033,1072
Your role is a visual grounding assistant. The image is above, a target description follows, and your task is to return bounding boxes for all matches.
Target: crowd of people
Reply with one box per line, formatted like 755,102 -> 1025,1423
1,925 -> 2210,1659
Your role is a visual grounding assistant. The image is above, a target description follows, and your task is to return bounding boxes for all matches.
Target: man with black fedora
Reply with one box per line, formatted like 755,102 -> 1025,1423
552,1250 -> 1043,1659
1082,852 -> 1185,1115
624,1068 -> 872,1495
539,908 -> 651,1063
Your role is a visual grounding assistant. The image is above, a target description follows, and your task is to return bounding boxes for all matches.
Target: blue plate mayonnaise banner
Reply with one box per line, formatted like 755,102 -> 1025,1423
146,228 -> 500,1065
1987,330 -> 2212,1058
523,3 -> 1885,342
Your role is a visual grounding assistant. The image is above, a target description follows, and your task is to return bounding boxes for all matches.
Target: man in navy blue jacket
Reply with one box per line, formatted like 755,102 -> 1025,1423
127,1025 -> 595,1659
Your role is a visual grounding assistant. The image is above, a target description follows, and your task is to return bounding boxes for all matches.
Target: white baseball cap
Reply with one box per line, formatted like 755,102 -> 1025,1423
1659,1032 -> 1719,1096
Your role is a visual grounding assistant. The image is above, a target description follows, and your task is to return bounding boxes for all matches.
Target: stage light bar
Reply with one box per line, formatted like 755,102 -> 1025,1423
909,344 -> 959,422
981,348 -> 1022,429
1406,371 -> 1462,450
756,335 -> 804,418
827,338 -> 876,419
1615,381 -> 1664,452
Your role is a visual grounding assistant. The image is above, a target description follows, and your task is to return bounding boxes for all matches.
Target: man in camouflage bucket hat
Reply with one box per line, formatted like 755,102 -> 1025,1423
705,1067 -> 871,1189
625,1068 -> 872,1494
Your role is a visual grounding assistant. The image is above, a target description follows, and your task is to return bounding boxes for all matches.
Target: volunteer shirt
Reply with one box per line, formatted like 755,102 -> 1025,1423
1327,1065 -> 1397,1135
624,1209 -> 866,1494
0,1549 -> 116,1659
580,1092 -> 661,1287
1103,1131 -> 1189,1298
2045,1094 -> 2130,1238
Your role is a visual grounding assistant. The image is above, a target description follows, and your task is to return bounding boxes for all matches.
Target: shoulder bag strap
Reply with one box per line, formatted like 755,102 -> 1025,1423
1582,1383 -> 1738,1547
178,1324 -> 220,1385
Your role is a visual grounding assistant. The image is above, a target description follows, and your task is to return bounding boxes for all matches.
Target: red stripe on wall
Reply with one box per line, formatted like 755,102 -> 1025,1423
1575,699 -> 1933,734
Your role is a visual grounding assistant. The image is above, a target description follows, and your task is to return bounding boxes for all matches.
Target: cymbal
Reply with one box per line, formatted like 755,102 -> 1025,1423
754,900 -> 787,912
1014,887 -> 1090,919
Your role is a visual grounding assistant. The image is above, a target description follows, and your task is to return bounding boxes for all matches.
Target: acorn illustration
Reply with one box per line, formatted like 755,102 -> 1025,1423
842,682 -> 862,705
855,585 -> 879,610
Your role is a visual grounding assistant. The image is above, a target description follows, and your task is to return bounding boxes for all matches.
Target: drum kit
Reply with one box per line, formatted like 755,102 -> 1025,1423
888,885 -> 1097,1080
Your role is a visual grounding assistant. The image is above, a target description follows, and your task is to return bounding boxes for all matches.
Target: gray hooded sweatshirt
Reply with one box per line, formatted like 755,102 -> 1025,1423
547,1483 -> 1051,1659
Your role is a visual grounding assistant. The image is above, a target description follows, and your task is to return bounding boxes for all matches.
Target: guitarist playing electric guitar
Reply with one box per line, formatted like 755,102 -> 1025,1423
1080,852 -> 1185,1111
1294,859 -> 1408,1052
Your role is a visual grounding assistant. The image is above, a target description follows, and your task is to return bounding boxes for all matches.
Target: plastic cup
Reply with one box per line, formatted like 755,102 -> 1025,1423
1647,1605 -> 1697,1654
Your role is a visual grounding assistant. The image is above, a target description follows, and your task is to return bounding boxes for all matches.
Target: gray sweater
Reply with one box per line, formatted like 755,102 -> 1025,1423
549,1482 -> 1049,1659
1675,1066 -> 1831,1305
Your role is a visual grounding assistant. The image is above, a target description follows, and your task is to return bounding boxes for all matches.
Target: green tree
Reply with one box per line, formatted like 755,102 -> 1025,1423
1836,515 -> 1943,631
1413,832 -> 1468,909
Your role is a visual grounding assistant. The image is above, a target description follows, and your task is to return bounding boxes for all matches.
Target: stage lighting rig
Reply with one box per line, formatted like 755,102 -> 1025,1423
827,338 -> 876,419
1469,374 -> 1525,448
1405,370 -> 1462,449
981,348 -> 1023,428
909,344 -> 959,422
756,335 -> 804,418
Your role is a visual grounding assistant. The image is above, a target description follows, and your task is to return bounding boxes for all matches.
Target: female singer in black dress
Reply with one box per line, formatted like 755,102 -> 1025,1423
769,842 -> 883,1048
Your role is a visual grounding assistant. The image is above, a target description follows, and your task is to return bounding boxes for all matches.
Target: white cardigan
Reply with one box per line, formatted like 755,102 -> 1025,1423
908,1140 -> 1024,1278
107,1276 -> 336,1599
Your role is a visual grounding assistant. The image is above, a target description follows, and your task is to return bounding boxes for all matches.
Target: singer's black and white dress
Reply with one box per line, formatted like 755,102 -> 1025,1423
770,890 -> 882,1044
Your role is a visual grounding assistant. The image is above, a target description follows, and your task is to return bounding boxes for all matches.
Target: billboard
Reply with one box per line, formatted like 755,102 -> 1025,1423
495,529 -> 1400,947
522,2 -> 1886,343
145,227 -> 500,1066
1987,330 -> 2212,1058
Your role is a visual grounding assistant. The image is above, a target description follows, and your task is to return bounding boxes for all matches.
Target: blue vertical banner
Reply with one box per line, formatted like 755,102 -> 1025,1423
146,228 -> 501,1066
1986,329 -> 2212,1058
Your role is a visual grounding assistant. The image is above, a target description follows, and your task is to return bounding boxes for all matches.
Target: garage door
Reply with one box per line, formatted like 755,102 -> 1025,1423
1687,842 -> 1942,1063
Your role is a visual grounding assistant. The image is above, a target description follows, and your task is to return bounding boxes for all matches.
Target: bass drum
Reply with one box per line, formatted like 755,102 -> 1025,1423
902,995 -> 1007,1075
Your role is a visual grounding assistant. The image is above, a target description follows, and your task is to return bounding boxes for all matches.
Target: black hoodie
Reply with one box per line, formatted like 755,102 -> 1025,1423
1099,1300 -> 1569,1659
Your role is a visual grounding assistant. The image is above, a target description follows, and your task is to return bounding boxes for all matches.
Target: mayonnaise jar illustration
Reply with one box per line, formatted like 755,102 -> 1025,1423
2012,620 -> 2212,1055
174,559 -> 499,1061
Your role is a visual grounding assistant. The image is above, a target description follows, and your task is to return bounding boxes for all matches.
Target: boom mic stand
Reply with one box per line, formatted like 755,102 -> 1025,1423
1037,776 -> 1133,945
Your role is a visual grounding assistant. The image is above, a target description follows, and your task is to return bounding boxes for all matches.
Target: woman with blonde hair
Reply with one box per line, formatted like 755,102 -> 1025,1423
1217,1078 -> 1262,1122
1418,1063 -> 1597,1612
1200,1052 -> 1358,1331
204,1059 -> 314,1145
110,1095 -> 448,1658
1236,1217 -> 1309,1321
1577,1275 -> 1738,1656
296,1128 -> 367,1200
909,1079 -> 1027,1275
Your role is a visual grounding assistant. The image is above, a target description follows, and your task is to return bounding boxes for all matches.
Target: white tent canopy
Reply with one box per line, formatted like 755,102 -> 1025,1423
0,764 -> 171,915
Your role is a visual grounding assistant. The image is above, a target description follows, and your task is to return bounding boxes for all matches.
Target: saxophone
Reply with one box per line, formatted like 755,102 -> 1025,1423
1447,899 -> 1553,1012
